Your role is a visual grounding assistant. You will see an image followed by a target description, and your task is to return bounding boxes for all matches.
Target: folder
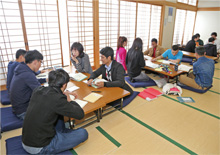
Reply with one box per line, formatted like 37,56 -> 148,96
138,91 -> 157,101
83,92 -> 103,103
144,88 -> 163,96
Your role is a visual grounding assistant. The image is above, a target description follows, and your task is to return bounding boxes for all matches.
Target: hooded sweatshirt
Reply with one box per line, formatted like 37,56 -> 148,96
7,61 -> 20,91
10,62 -> 41,115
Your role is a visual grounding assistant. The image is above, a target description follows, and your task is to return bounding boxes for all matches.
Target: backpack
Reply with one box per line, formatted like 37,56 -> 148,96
162,83 -> 182,96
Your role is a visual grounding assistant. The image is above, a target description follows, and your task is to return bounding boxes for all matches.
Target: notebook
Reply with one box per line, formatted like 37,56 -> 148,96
144,88 -> 163,96
138,91 -> 157,101
83,92 -> 103,103
69,95 -> 88,108
69,73 -> 88,81
66,86 -> 79,92
178,64 -> 192,72
92,79 -> 108,88
145,61 -> 160,69
36,72 -> 48,79
177,97 -> 195,103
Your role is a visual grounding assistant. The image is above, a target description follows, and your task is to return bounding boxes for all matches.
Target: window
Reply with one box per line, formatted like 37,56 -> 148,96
67,0 -> 94,66
172,9 -> 196,46
22,0 -> 62,68
119,1 -> 136,50
177,0 -> 197,6
99,0 -> 119,53
0,0 -> 25,84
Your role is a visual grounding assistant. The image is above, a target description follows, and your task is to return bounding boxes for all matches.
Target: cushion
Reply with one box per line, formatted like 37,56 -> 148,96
1,107 -> 23,132
125,76 -> 156,88
0,90 -> 10,105
177,83 -> 212,93
111,91 -> 140,107
181,57 -> 193,63
6,136 -> 73,155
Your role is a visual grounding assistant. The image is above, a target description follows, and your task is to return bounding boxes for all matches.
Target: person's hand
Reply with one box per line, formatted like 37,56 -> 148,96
96,82 -> 104,88
41,70 -> 46,73
151,58 -> 156,62
64,91 -> 71,102
71,55 -> 79,64
168,59 -> 176,63
87,79 -> 93,86
69,91 -> 78,99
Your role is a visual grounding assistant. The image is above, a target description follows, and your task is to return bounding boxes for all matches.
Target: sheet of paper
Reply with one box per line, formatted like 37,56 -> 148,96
83,92 -> 103,103
145,61 -> 159,69
36,72 -> 48,79
66,86 -> 79,92
144,55 -> 152,60
155,67 -> 163,71
69,95 -> 88,108
178,64 -> 192,72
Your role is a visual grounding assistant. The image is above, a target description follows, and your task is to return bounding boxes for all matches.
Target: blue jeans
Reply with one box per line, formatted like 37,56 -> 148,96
16,112 -> 26,120
37,119 -> 88,154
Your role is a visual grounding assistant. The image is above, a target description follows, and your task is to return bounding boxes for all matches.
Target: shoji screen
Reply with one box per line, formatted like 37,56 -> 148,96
99,0 -> 119,53
0,0 -> 25,84
67,0 -> 94,66
136,3 -> 151,51
119,1 -> 136,50
172,9 -> 186,45
182,11 -> 196,45
22,0 -> 62,68
177,0 -> 197,6
149,5 -> 161,48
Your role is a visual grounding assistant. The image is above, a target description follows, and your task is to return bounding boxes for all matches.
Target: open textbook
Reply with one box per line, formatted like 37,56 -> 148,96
69,95 -> 88,108
36,72 -> 48,79
69,73 -> 88,81
178,64 -> 192,72
92,79 -> 108,88
145,60 -> 159,69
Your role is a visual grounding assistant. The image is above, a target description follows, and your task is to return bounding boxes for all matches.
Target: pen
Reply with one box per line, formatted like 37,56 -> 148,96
92,91 -> 101,93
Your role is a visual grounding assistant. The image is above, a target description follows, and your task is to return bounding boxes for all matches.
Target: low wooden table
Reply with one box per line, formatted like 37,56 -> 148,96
63,66 -> 130,127
182,51 -> 218,60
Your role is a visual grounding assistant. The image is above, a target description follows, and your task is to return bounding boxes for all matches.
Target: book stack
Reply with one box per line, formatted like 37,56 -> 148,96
138,87 -> 163,101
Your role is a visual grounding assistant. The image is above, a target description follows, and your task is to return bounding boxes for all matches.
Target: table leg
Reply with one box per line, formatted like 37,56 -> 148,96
95,109 -> 100,122
99,108 -> 103,119
120,98 -> 123,110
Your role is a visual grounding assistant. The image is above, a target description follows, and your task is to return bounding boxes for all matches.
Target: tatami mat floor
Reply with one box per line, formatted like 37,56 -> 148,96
1,61 -> 220,154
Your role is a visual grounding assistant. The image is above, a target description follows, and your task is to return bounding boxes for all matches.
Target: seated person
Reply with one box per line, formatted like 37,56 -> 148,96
10,50 -> 44,120
184,35 -> 198,53
6,49 -> 45,92
116,36 -> 127,71
205,32 -> 220,52
22,69 -> 88,154
144,38 -> 165,58
70,42 -> 93,74
204,37 -> 218,57
195,33 -> 204,46
126,38 -> 149,82
179,47 -> 214,89
152,45 -> 183,64
87,47 -> 133,94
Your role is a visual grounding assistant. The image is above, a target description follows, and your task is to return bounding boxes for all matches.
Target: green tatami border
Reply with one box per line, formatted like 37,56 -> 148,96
120,110 -> 197,155
96,126 -> 121,148
163,95 -> 220,119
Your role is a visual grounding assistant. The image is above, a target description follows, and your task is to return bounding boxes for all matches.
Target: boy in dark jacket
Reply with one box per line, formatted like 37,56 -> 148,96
22,69 -> 88,154
87,47 -> 133,94
10,50 -> 44,120
204,37 -> 218,57
184,35 -> 198,53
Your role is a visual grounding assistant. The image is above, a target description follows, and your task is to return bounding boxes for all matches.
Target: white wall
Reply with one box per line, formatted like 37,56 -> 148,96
194,11 -> 220,42
198,0 -> 220,8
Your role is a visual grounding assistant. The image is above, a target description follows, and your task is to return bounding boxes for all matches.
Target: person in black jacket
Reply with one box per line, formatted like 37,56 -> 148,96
87,47 -> 133,94
126,38 -> 149,82
204,37 -> 218,57
22,69 -> 88,154
184,35 -> 198,53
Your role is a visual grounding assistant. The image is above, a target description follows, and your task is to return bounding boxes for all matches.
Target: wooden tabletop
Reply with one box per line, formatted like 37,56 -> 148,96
63,66 -> 130,115
182,51 -> 218,60
143,61 -> 186,78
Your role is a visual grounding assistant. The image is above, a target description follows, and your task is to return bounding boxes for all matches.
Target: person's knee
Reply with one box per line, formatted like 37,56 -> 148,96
78,128 -> 88,142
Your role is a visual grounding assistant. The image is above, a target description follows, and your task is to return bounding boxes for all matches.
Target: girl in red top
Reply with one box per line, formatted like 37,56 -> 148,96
116,36 -> 127,71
